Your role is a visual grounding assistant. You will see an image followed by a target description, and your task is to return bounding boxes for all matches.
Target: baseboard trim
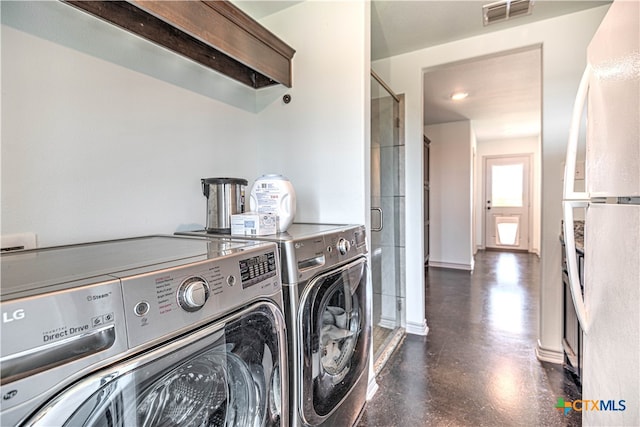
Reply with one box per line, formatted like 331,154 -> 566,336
366,376 -> 379,401
535,340 -> 564,364
377,317 -> 397,330
428,260 -> 473,271
477,246 -> 539,256
485,247 -> 529,253
406,320 -> 429,336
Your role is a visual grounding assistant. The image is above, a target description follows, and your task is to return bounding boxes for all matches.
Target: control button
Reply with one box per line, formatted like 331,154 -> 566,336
184,283 -> 206,307
177,277 -> 210,312
337,238 -> 351,255
134,301 -> 150,317
227,275 -> 236,286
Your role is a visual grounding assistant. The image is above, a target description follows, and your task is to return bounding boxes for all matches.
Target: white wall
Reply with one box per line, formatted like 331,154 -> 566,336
425,121 -> 474,270
475,136 -> 541,254
1,1 -> 259,247
1,1 -> 369,248
255,1 -> 370,225
372,6 -> 609,358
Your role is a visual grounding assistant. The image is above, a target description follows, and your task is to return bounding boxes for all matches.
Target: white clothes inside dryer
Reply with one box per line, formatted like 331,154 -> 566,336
321,306 -> 356,381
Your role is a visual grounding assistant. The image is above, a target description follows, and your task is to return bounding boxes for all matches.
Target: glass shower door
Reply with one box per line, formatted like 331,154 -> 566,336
370,72 -> 404,363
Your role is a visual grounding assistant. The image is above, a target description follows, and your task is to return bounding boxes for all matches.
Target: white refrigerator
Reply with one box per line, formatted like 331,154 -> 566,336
562,0 -> 640,425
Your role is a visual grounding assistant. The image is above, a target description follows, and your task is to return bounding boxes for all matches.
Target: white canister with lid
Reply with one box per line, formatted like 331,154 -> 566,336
249,174 -> 296,233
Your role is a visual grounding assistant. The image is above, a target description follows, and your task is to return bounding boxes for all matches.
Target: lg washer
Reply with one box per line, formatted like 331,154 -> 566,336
1,235 -> 288,426
178,223 -> 371,427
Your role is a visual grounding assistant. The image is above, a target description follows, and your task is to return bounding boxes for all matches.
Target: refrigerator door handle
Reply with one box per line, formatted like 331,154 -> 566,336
563,65 -> 591,202
562,200 -> 590,333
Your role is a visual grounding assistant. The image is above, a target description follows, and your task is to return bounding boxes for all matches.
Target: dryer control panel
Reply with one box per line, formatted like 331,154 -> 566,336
288,225 -> 368,284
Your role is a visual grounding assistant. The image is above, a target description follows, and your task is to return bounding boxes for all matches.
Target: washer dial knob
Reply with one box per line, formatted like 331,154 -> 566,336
177,276 -> 210,312
337,238 -> 351,255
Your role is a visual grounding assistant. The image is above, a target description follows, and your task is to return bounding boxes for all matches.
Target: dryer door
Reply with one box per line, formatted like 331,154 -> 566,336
298,257 -> 370,425
22,303 -> 287,427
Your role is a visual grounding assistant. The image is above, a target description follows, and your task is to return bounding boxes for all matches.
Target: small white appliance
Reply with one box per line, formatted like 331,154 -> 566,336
562,1 -> 639,425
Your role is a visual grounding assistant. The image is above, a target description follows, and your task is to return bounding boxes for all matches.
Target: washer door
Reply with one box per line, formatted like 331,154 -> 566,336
298,257 -> 370,425
23,303 -> 287,427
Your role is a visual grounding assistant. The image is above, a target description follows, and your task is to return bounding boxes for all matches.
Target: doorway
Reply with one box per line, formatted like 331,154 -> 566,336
484,155 -> 531,251
370,71 -> 405,365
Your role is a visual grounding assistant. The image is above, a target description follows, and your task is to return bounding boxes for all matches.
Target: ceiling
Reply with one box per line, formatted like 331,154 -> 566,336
234,0 -> 611,142
370,1 -> 610,61
372,0 -> 610,142
423,46 -> 542,141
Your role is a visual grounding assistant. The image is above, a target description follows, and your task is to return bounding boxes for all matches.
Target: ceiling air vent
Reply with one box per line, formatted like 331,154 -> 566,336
483,0 -> 534,26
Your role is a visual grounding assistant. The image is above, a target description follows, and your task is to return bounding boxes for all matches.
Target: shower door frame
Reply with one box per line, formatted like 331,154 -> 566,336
370,70 -> 405,363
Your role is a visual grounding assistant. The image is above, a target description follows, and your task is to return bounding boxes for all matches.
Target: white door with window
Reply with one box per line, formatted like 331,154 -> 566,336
484,155 -> 531,251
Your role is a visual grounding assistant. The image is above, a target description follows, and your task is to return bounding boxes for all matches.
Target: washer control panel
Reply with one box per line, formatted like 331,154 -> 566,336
239,252 -> 277,289
121,244 -> 280,349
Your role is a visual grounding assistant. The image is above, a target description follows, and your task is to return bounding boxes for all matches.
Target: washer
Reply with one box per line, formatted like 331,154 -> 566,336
0,235 -> 288,426
178,223 -> 370,427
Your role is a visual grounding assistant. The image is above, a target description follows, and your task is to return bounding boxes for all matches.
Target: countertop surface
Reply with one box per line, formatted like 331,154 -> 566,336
560,220 -> 584,254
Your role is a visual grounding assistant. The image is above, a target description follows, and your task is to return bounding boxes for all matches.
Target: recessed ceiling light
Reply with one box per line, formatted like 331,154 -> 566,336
450,91 -> 469,101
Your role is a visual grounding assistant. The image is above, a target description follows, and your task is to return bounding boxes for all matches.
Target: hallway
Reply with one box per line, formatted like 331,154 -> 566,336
358,251 -> 581,427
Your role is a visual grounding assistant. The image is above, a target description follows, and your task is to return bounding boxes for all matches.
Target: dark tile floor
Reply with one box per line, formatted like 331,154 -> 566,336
358,250 -> 581,427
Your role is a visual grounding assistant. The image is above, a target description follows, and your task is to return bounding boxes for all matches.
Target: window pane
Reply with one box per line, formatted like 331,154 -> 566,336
492,164 -> 523,207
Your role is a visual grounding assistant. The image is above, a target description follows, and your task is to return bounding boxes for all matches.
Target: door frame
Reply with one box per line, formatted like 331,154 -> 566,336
482,153 -> 533,251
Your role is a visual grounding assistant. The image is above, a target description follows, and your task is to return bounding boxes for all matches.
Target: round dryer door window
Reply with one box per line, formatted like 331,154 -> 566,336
298,257 -> 370,424
23,303 -> 287,427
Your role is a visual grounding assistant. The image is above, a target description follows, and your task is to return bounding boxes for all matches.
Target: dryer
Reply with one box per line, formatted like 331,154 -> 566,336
178,223 -> 371,427
0,235 -> 287,426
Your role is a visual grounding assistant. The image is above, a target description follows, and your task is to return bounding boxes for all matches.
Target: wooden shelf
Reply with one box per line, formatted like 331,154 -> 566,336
63,1 -> 295,88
